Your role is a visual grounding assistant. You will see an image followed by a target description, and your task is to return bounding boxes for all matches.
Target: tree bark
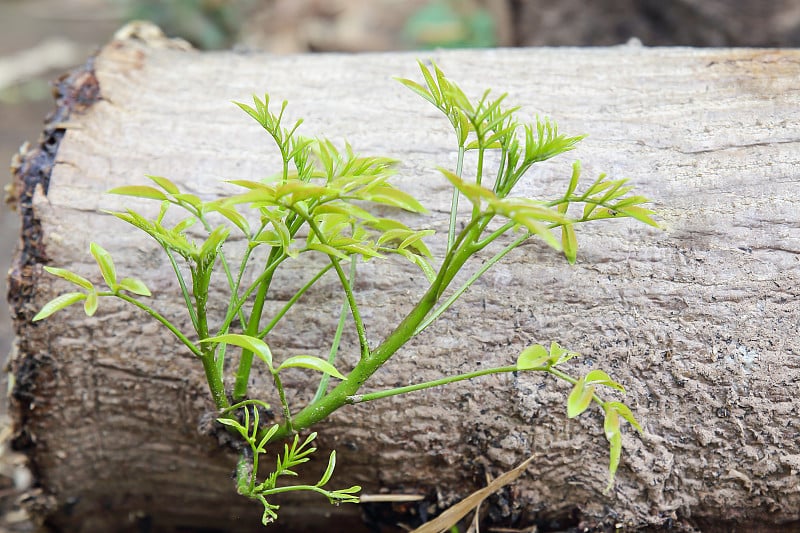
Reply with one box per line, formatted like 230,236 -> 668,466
7,23 -> 800,532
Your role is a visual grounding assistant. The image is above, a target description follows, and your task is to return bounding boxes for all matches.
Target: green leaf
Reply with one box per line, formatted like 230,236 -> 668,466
551,342 -> 579,365
395,77 -> 436,106
306,242 -> 349,261
585,369 -> 626,392
363,185 -> 427,213
277,355 -> 346,380
43,266 -> 93,291
317,451 -> 337,487
604,406 -> 621,440
216,417 -> 248,439
606,431 -> 622,492
313,201 -> 377,222
146,175 -> 180,195
202,334 -> 273,369
566,378 -> 594,418
565,161 -> 581,198
561,224 -> 577,264
32,292 -> 86,321
398,230 -> 435,256
516,344 -> 550,370
607,401 -> 643,433
172,193 -> 204,212
107,185 -> 168,201
117,277 -> 151,296
84,290 -> 98,316
199,226 -> 230,264
90,242 -> 117,289
208,204 -> 250,235
616,206 -> 660,228
257,424 -> 281,452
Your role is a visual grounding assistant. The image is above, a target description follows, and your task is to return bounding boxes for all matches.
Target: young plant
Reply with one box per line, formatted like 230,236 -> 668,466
34,61 -> 656,525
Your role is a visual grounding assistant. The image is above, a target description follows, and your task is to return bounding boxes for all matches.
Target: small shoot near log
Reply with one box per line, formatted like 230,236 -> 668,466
35,61 -> 656,525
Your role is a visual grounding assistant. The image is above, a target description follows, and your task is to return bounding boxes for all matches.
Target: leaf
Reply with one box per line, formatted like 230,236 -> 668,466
516,344 -> 550,370
43,266 -> 93,291
566,378 -> 594,418
84,290 -> 98,316
585,369 -> 626,392
605,431 -> 622,493
561,224 -> 578,264
363,186 -> 427,213
616,206 -> 660,228
107,185 -> 168,201
313,201 -> 377,222
604,406 -> 621,440
277,355 -> 346,380
201,334 -> 273,369
146,175 -> 180,194
209,204 -> 250,235
90,242 -> 117,289
117,277 -> 151,296
172,193 -> 204,212
607,401 -> 643,433
395,77 -> 436,106
32,292 -> 86,321
565,161 -> 582,198
398,230 -> 435,257
216,417 -> 249,439
199,226 -> 230,264
306,242 -> 349,261
317,451 -> 337,487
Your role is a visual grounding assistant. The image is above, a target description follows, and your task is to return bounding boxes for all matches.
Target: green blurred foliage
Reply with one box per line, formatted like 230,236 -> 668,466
404,0 -> 496,49
114,0 -> 255,49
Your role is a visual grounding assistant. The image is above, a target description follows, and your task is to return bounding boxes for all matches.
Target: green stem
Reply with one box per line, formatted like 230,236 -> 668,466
200,346 -> 230,410
302,215 -> 370,360
216,249 -> 287,338
447,145 -> 465,252
471,147 -> 485,219
164,246 -> 199,332
113,292 -> 201,357
346,365 -> 518,404
312,258 -> 355,404
233,247 -> 282,400
272,371 -> 294,433
257,263 -> 334,339
413,229 -> 528,337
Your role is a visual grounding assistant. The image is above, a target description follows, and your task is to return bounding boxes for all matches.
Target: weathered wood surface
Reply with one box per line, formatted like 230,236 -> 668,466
8,25 -> 800,532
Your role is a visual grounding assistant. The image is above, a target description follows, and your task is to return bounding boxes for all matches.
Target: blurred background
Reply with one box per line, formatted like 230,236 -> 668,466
1,0 -> 799,529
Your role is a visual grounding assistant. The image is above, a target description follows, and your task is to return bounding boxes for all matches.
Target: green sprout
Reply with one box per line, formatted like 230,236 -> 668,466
34,61 -> 655,525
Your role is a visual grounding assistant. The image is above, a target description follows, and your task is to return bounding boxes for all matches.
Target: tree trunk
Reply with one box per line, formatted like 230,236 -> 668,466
7,22 -> 800,532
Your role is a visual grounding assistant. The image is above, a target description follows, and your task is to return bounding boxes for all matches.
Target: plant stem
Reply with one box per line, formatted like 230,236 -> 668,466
164,246 -> 199,332
201,345 -> 230,410
346,365 -> 519,404
234,247 -> 281,400
447,145 -> 465,252
272,371 -> 294,433
257,263 -> 334,339
413,229 -> 528,336
303,215 -> 370,360
113,293 -> 202,357
312,258 -> 354,404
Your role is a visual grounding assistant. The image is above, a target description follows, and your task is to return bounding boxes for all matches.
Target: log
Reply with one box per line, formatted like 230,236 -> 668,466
7,23 -> 800,532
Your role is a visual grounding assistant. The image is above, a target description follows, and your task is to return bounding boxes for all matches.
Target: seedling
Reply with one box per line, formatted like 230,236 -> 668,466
35,61 -> 654,525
